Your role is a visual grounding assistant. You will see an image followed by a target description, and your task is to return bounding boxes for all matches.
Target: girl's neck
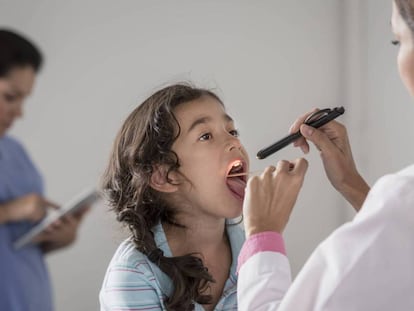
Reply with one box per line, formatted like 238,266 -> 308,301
162,216 -> 227,256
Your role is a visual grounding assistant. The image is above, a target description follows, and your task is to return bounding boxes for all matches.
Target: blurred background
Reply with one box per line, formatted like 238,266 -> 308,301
1,0 -> 414,310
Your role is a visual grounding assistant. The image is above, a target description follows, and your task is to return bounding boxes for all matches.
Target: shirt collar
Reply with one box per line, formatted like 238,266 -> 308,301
148,220 -> 245,297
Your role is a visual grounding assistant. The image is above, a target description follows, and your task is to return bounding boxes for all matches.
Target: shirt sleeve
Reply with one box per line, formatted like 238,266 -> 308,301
237,231 -> 292,311
276,172 -> 414,310
237,172 -> 414,311
100,264 -> 163,311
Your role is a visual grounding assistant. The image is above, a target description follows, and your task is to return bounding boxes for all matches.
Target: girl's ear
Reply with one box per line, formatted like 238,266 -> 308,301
149,165 -> 179,193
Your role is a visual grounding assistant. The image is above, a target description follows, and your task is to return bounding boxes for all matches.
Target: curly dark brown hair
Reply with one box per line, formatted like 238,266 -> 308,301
102,83 -> 224,310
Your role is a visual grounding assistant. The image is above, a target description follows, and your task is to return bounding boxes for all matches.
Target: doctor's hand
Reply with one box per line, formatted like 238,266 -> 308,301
0,194 -> 59,223
34,207 -> 89,253
243,158 -> 308,238
289,109 -> 370,211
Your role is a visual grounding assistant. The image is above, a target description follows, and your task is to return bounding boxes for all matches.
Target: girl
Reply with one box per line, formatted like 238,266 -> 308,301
99,83 -> 308,310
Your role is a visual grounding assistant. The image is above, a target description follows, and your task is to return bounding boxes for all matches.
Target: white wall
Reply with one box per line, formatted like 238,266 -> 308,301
0,1 -> 369,310
361,0 -> 414,181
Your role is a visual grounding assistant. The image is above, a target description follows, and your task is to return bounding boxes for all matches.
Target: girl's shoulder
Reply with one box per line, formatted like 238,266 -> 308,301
110,237 -> 149,268
100,238 -> 167,310
102,238 -> 165,291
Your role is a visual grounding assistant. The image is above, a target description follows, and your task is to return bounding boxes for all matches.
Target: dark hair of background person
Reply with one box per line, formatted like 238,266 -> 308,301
102,83 -> 228,310
0,28 -> 43,77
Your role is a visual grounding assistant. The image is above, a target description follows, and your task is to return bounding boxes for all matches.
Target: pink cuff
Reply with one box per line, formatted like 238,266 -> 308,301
237,231 -> 286,273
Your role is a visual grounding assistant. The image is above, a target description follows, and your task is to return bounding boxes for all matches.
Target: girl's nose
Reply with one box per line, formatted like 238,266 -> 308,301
226,135 -> 242,152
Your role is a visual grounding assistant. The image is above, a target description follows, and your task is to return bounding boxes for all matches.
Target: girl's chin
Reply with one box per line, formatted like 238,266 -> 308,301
226,204 -> 243,219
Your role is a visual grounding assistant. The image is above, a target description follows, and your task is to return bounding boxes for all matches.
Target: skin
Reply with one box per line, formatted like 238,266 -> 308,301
392,0 -> 414,97
0,66 -> 35,137
170,96 -> 249,221
152,96 -> 249,310
291,113 -> 370,212
150,96 -> 309,309
243,159 -> 308,237
0,80 -> 18,136
274,0 -> 414,218
0,66 -> 87,252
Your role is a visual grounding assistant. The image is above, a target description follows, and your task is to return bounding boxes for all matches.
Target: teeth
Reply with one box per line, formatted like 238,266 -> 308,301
232,161 -> 242,169
229,161 -> 243,174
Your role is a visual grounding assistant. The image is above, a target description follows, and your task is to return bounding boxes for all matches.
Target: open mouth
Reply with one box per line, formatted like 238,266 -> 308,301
226,160 -> 247,200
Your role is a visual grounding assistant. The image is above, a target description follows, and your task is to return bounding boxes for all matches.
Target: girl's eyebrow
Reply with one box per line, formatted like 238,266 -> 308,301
187,116 -> 211,133
187,114 -> 233,133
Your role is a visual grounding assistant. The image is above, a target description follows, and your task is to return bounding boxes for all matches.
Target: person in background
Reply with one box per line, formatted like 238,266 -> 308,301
237,0 -> 414,310
0,29 -> 88,311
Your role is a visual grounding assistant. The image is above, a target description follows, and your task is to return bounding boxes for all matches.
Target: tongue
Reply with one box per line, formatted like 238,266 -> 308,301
226,177 -> 246,198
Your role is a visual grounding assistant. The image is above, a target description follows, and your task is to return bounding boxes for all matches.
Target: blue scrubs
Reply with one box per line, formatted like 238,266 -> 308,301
0,135 -> 53,311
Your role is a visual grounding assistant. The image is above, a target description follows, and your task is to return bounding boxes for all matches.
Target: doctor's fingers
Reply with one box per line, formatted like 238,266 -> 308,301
73,205 -> 91,220
288,108 -> 320,134
289,109 -> 319,153
300,121 -> 347,156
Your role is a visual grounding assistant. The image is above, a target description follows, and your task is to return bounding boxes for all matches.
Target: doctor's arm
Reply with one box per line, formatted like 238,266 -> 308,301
237,160 -> 308,310
289,110 -> 370,211
0,194 -> 57,224
34,207 -> 89,253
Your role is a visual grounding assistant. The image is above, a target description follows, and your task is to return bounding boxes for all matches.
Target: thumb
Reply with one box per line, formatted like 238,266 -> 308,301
300,124 -> 335,153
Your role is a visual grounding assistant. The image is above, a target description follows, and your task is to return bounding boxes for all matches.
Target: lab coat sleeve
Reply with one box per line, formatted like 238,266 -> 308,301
277,170 -> 414,310
237,168 -> 414,311
237,231 -> 292,311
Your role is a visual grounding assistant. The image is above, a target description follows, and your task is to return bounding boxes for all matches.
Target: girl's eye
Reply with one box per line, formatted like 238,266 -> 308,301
229,129 -> 239,137
199,133 -> 212,141
391,40 -> 400,46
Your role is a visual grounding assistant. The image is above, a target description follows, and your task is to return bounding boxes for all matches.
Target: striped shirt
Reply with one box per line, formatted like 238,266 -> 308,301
100,221 -> 245,310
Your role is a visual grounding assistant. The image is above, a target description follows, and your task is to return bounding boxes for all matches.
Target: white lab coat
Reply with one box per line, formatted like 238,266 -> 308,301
238,165 -> 414,311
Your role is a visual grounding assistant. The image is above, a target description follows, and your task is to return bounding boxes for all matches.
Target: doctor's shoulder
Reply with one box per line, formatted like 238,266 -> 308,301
1,135 -> 25,152
357,164 -> 414,223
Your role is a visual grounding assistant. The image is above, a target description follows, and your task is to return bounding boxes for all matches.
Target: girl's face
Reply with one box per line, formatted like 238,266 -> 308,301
392,1 -> 414,98
0,66 -> 35,137
171,96 -> 249,220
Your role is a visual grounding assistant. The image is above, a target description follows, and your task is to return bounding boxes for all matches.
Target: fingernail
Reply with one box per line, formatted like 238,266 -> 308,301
301,124 -> 314,137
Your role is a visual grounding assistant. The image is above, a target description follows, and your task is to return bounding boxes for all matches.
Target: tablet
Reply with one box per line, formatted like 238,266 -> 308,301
13,187 -> 101,249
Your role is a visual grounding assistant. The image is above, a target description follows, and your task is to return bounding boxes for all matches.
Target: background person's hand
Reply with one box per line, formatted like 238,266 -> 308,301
2,193 -> 59,223
289,109 -> 370,211
243,158 -> 308,238
34,206 -> 90,253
